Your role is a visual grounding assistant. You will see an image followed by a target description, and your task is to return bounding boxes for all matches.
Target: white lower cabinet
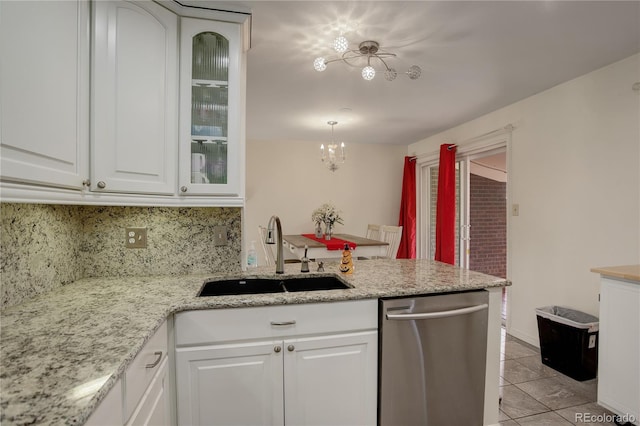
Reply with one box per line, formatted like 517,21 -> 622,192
175,301 -> 378,426
87,320 -> 171,426
126,357 -> 170,426
176,340 -> 284,425
597,277 -> 640,425
283,332 -> 377,426
123,320 -> 170,425
85,378 -> 124,426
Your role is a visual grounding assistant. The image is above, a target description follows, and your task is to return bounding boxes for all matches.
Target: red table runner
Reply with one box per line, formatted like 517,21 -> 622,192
301,234 -> 357,250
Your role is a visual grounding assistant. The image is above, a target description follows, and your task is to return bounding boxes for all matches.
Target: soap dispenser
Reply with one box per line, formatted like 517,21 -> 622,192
301,245 -> 310,273
247,240 -> 258,268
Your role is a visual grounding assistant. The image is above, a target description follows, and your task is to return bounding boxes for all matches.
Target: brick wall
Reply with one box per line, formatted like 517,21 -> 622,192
469,173 -> 507,278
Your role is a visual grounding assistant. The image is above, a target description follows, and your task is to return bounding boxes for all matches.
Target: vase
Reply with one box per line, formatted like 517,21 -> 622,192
325,221 -> 332,240
314,222 -> 323,238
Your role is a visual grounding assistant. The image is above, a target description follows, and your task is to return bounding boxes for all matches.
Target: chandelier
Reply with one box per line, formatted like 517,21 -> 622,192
313,37 -> 421,81
320,121 -> 345,172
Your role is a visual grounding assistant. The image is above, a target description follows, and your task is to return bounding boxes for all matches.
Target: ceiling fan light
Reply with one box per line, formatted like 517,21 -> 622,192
362,66 -> 375,80
313,57 -> 327,72
312,38 -> 420,82
384,68 -> 397,81
333,35 -> 349,53
407,65 -> 422,80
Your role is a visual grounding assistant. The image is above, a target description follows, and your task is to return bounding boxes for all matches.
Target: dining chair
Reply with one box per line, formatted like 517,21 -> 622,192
359,224 -> 384,260
258,225 -> 276,266
365,224 -> 383,241
380,225 -> 403,259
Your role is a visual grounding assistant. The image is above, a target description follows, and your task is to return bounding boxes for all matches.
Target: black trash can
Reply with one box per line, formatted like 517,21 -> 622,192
535,306 -> 599,381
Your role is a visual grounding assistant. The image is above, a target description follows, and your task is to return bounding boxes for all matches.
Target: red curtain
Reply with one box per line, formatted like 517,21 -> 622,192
397,156 -> 416,259
435,144 -> 457,264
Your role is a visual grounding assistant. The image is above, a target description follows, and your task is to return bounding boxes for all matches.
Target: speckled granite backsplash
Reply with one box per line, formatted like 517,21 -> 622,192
81,206 -> 241,277
1,204 -> 85,309
1,204 -> 242,309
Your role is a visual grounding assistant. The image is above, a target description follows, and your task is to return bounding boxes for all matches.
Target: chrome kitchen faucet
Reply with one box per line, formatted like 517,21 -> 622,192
266,215 -> 284,274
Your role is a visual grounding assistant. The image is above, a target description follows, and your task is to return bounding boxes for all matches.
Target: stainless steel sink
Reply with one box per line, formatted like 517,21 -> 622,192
198,276 -> 351,297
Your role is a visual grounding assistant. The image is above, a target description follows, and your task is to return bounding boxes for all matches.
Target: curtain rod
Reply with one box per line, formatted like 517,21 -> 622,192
410,124 -> 514,159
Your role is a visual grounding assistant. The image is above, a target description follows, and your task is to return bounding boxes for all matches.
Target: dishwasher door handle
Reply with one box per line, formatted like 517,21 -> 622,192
386,303 -> 489,320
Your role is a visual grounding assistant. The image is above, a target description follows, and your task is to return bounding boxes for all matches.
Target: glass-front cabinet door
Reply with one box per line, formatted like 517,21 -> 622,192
179,18 -> 243,196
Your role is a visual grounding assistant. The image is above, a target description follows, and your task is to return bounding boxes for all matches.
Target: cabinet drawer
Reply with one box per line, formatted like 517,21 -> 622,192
124,321 -> 168,421
175,300 -> 378,346
126,357 -> 169,426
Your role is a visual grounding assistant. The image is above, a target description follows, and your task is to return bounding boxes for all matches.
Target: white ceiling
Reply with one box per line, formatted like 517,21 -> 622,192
242,1 -> 640,145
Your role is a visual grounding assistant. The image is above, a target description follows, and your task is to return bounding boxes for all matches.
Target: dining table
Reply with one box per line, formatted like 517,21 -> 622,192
282,233 -> 389,260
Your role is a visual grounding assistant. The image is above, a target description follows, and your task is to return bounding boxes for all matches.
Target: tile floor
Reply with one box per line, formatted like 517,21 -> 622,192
499,329 -> 618,426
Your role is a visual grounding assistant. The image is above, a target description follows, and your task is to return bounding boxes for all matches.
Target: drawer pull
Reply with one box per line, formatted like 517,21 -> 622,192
270,320 -> 296,326
145,351 -> 162,368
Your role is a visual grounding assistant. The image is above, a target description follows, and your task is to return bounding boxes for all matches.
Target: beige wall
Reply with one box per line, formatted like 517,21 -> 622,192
245,139 -> 407,266
409,54 -> 640,346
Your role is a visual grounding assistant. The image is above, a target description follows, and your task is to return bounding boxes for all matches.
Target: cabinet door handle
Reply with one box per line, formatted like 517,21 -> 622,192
180,186 -> 188,193
274,346 -> 282,353
97,181 -> 106,189
145,351 -> 163,368
287,345 -> 295,352
270,320 -> 296,326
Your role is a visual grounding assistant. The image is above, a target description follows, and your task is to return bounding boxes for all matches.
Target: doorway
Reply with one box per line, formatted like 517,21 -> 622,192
421,149 -> 507,269
468,152 -> 507,279
418,138 -> 509,320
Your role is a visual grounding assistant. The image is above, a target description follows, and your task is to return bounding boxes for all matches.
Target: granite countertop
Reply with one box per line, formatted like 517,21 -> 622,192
0,259 -> 509,426
590,264 -> 640,282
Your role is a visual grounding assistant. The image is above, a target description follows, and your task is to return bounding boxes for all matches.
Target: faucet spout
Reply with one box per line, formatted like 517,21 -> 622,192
266,215 -> 284,274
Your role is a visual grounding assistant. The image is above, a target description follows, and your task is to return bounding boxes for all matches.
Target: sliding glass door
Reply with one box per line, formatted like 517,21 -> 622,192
419,146 -> 506,273
422,161 -> 466,267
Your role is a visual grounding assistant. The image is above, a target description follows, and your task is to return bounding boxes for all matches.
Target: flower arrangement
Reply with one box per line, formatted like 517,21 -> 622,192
312,202 -> 344,227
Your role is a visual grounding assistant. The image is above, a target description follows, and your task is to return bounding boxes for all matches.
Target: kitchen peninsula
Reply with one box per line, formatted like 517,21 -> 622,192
0,259 -> 509,426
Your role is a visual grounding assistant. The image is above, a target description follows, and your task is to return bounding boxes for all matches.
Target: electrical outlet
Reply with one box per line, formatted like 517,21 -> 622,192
126,227 -> 147,248
213,225 -> 228,246
511,204 -> 520,216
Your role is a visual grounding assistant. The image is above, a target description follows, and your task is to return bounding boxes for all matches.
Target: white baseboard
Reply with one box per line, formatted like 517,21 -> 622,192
506,326 -> 539,348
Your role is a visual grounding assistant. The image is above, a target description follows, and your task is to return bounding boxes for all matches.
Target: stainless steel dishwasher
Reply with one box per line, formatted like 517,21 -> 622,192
379,290 -> 489,425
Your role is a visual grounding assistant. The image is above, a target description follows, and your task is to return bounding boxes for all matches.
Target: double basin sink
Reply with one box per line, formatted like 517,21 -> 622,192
198,275 -> 352,297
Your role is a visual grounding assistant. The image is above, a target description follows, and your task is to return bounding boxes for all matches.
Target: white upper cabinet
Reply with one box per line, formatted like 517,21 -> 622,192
0,0 -> 89,190
1,0 -> 247,205
91,0 -> 178,195
178,17 -> 244,197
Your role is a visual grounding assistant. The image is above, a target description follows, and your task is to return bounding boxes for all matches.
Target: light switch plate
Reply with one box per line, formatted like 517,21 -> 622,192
126,227 -> 147,248
213,225 -> 228,246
